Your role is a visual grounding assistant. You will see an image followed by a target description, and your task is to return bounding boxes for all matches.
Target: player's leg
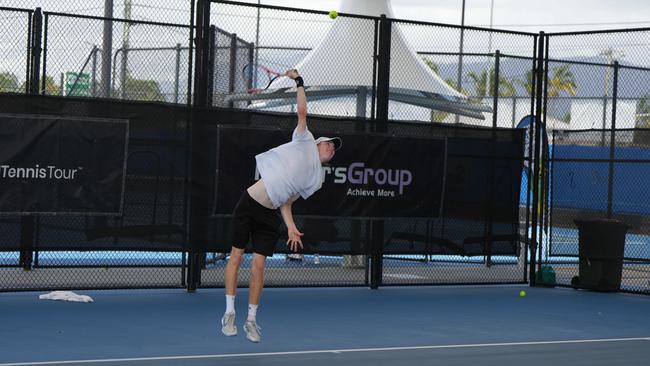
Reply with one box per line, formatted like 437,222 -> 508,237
223,245 -> 246,336
247,252 -> 266,315
244,210 -> 280,343
225,246 -> 245,298
242,252 -> 266,343
222,192 -> 252,336
222,245 -> 244,336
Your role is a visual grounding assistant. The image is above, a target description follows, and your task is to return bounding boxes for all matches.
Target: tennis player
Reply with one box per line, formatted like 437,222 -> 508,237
221,69 -> 342,343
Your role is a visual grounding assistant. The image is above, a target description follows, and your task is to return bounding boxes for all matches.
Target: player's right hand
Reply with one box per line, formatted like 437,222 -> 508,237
286,226 -> 304,252
285,69 -> 299,79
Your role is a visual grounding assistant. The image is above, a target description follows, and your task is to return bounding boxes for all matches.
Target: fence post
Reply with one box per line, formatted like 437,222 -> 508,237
92,46 -> 99,97
530,32 -> 546,287
246,41 -> 254,105
455,0 -> 466,124
40,13 -> 48,94
186,0 -> 195,105
187,0 -> 212,292
228,33 -> 238,107
120,49 -> 128,99
369,14 -> 392,289
101,0 -> 113,97
20,8 -> 43,270
601,94 -> 608,146
370,18 -> 379,120
484,50 -> 501,267
25,10 -> 33,93
206,26 -> 216,106
607,61 -> 619,219
174,43 -> 181,103
29,8 -> 42,95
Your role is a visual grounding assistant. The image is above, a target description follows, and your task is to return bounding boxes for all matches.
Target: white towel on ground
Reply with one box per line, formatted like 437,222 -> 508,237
39,291 -> 94,303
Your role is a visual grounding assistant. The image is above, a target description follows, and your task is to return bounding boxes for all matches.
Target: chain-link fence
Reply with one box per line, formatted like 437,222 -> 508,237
2,1 -> 649,294
0,0 -> 193,24
0,6 -> 195,103
0,93 -> 190,291
0,7 -> 31,93
539,29 -> 650,294
546,129 -> 650,294
40,12 -> 193,102
0,91 -> 527,290
208,1 -> 381,118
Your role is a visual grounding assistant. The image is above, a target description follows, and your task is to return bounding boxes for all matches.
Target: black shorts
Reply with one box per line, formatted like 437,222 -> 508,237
231,191 -> 282,257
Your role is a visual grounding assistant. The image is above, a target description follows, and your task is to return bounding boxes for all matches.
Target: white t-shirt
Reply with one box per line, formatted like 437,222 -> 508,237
255,127 -> 322,208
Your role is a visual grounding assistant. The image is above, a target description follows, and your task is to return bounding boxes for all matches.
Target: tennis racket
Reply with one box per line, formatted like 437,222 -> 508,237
242,63 -> 284,93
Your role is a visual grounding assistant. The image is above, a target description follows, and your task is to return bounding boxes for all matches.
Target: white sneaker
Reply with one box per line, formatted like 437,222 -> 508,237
243,320 -> 262,343
221,312 -> 237,336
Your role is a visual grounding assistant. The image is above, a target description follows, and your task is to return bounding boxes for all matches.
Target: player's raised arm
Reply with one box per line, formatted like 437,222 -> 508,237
286,69 -> 306,133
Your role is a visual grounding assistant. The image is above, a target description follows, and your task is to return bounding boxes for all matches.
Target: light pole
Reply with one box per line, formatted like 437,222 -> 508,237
487,0 -> 495,53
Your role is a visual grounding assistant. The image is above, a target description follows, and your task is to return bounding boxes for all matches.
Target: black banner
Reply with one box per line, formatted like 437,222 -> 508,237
214,126 -> 446,218
0,114 -> 128,215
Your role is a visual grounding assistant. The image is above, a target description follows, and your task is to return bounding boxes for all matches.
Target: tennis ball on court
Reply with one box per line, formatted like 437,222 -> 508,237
519,290 -> 526,297
328,10 -> 338,19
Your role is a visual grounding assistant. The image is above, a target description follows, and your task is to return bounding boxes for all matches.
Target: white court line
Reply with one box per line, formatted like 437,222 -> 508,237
2,337 -> 649,366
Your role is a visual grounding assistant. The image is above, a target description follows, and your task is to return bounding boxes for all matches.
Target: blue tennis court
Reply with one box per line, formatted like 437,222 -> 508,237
2,286 -> 649,365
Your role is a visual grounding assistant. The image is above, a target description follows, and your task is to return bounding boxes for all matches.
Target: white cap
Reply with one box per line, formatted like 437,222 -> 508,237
315,136 -> 342,151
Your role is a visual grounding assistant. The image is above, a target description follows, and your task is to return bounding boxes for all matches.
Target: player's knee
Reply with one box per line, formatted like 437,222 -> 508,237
228,249 -> 244,266
251,257 -> 265,276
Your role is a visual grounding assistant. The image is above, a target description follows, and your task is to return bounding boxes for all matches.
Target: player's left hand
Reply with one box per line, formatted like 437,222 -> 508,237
286,226 -> 304,252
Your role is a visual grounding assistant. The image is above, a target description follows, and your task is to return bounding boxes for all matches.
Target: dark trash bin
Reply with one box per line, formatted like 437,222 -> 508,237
572,219 -> 629,292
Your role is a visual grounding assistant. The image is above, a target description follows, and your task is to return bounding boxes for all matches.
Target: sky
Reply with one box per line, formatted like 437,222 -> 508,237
4,0 -> 650,33
234,0 -> 650,33
5,0 -> 650,32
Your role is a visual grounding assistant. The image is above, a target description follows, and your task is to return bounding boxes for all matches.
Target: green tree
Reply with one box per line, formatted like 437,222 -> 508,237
122,76 -> 165,102
422,58 -> 439,74
518,70 -> 535,96
517,65 -> 577,97
422,58 -> 471,122
548,65 -> 577,97
0,72 -> 20,92
422,58 -> 469,95
467,67 -> 516,97
20,75 -> 60,95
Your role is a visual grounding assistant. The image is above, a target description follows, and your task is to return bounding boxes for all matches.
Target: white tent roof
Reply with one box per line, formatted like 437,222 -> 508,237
271,0 -> 461,96
226,0 -> 490,119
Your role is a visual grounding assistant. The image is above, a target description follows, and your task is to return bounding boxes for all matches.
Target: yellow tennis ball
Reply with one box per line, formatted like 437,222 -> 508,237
328,10 -> 338,19
519,290 -> 526,297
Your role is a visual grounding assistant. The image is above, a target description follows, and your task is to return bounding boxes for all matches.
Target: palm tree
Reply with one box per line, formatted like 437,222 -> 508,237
517,65 -> 577,97
422,58 -> 439,74
467,67 -> 516,97
547,65 -> 577,97
518,70 -> 534,96
422,58 -> 470,122
422,58 -> 469,95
